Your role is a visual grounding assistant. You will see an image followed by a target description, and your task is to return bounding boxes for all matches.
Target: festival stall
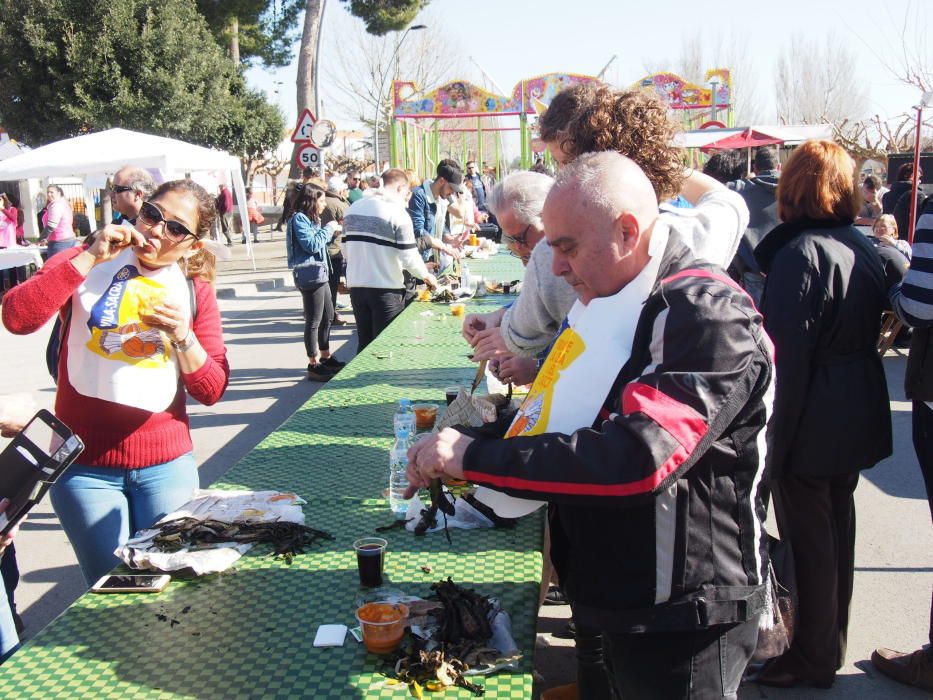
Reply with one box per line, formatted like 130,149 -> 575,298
0,128 -> 254,269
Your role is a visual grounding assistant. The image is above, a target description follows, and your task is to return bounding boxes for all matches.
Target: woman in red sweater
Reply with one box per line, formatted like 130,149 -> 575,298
1,179 -> 230,585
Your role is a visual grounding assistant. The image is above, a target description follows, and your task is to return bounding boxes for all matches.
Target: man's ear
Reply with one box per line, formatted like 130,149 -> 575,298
617,212 -> 641,253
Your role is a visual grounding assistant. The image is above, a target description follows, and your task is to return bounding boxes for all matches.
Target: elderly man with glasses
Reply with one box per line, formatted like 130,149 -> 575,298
462,171 -> 578,386
110,166 -> 155,225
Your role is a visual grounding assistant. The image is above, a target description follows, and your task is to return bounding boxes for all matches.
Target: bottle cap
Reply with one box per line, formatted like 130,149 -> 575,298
398,398 -> 411,409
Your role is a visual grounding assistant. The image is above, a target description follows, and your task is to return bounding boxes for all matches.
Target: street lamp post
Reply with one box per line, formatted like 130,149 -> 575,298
374,24 -> 426,171
907,90 -> 933,246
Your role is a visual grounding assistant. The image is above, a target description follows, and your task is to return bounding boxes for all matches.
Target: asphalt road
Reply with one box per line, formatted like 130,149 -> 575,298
1,237 -> 931,698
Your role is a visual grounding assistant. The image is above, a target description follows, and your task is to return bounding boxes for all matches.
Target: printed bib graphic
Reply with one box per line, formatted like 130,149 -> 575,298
85,265 -> 169,367
506,328 -> 586,438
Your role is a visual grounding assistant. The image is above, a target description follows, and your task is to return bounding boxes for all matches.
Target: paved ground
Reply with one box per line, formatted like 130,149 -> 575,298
1,227 -> 932,698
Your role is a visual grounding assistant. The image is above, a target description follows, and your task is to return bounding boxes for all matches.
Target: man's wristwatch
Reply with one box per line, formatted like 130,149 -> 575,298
171,329 -> 196,352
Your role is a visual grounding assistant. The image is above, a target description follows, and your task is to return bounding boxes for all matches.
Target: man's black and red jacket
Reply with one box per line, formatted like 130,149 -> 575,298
460,234 -> 776,633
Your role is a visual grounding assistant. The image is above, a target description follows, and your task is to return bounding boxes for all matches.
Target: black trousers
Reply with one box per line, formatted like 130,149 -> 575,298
601,618 -> 758,700
912,400 -> 933,651
349,287 -> 405,352
772,471 -> 859,682
299,282 -> 333,357
328,252 -> 343,312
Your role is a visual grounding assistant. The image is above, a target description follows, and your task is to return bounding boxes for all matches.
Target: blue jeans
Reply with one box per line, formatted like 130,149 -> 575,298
50,453 -> 199,586
46,238 -> 77,260
0,553 -> 18,662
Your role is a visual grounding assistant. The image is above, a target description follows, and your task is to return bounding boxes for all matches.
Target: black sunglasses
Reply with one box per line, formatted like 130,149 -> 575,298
110,185 -> 135,195
138,201 -> 196,243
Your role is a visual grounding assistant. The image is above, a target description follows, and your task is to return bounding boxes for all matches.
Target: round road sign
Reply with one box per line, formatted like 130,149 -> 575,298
296,144 -> 321,169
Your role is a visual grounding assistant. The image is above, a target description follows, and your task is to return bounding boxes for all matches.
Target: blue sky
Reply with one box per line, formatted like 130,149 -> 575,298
246,0 -> 929,144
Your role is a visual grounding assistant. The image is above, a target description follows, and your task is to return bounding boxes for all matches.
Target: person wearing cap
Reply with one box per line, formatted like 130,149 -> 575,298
407,161 -> 464,265
322,175 -> 351,326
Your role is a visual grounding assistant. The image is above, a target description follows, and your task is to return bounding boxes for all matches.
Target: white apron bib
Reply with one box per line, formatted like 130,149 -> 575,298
66,247 -> 191,413
475,224 -> 671,517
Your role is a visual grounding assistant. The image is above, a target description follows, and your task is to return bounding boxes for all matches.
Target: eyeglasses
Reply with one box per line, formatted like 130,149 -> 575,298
138,201 -> 196,243
110,185 -> 135,195
503,223 -> 531,250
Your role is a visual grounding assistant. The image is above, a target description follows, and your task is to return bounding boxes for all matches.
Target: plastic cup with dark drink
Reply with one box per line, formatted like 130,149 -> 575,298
445,386 -> 461,406
354,537 -> 387,587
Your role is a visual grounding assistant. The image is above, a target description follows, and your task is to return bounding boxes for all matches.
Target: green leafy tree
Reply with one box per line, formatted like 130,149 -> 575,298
339,0 -> 429,35
195,0 -> 305,67
0,0 -> 284,161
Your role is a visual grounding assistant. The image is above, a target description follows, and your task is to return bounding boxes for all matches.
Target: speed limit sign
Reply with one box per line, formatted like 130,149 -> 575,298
295,144 -> 321,169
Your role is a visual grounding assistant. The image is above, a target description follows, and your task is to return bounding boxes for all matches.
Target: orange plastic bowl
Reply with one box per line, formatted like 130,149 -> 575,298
355,602 -> 409,654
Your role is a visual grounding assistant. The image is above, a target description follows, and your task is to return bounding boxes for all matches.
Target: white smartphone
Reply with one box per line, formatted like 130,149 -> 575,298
91,574 -> 171,594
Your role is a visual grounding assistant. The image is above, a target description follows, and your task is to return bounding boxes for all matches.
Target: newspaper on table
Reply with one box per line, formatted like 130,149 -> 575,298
116,489 -> 307,575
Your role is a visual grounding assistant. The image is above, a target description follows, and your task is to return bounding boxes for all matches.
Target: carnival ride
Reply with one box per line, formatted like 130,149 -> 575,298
388,69 -> 734,176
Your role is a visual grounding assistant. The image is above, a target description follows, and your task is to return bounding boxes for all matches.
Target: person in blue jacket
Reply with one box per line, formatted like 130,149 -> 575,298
286,185 -> 342,381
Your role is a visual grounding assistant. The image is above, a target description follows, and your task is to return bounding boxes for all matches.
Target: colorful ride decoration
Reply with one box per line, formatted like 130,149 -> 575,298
393,72 -> 601,119
388,69 -> 732,175
632,68 -> 733,131
390,72 -> 602,175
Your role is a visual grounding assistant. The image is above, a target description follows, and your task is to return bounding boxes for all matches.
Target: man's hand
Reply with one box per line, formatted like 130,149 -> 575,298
0,393 -> 36,438
470,326 -> 511,362
444,244 -> 462,260
493,356 -> 538,386
462,312 -> 499,343
403,428 -> 472,498
423,273 -> 438,290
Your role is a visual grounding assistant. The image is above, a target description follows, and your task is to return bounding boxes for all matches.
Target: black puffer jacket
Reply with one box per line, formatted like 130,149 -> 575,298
756,219 -> 892,478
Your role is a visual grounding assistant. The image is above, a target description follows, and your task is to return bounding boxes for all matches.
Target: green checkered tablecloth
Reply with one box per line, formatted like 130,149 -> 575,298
0,254 -> 541,699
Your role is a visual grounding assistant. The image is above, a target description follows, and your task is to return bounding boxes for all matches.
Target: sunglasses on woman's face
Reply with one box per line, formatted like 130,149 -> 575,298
138,201 -> 196,243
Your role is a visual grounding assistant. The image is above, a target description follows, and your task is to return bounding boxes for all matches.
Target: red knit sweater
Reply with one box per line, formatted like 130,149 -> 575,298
1,247 -> 230,468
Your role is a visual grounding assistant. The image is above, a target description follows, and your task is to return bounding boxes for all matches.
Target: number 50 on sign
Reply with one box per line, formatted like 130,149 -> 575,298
296,144 -> 321,169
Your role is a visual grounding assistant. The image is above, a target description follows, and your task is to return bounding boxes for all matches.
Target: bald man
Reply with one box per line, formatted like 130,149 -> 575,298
407,152 -> 775,699
110,166 -> 155,224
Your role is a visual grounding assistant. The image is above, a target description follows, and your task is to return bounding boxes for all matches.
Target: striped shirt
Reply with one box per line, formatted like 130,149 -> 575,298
891,199 -> 933,327
343,190 -> 431,289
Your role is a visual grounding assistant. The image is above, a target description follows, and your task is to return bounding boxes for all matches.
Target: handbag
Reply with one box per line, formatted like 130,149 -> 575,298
289,217 -> 329,290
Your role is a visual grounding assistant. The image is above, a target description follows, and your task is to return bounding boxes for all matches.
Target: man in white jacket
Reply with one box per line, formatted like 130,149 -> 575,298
343,168 -> 437,351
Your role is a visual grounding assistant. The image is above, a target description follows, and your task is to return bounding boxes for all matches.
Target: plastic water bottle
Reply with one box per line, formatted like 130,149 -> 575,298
389,429 -> 412,519
461,263 -> 473,295
393,399 -> 415,435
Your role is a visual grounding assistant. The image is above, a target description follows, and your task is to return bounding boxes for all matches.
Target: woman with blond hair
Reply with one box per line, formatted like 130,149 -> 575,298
754,141 -> 891,689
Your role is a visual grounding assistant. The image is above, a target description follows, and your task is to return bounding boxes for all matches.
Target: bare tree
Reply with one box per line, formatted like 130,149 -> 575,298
865,0 -> 932,92
290,0 -> 325,178
774,34 -> 867,125
321,10 -> 464,134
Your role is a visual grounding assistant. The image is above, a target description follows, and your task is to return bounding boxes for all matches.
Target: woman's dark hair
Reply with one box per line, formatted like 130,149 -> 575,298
150,179 -> 218,282
293,184 -> 325,224
703,150 -> 746,184
539,83 -> 685,200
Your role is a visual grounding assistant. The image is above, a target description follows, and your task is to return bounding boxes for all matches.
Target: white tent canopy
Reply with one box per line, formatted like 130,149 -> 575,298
0,128 -> 253,267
